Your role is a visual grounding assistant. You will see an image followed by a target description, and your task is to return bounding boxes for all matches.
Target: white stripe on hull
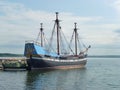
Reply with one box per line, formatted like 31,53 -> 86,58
32,57 -> 87,62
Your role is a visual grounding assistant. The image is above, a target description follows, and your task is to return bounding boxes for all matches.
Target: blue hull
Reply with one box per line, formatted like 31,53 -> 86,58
24,42 -> 87,70
27,57 -> 87,70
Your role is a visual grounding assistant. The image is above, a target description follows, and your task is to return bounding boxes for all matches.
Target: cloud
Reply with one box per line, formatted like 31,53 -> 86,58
115,29 -> 120,33
107,0 -> 120,14
114,29 -> 120,42
0,0 -> 120,54
113,0 -> 120,12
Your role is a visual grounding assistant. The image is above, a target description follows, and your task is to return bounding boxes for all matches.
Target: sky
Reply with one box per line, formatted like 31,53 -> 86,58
0,0 -> 120,55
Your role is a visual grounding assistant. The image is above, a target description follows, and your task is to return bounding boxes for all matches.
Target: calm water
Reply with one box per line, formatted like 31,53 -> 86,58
0,58 -> 120,90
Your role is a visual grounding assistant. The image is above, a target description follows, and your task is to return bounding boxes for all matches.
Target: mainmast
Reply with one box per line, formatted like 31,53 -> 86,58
74,22 -> 78,55
40,23 -> 43,47
55,12 -> 60,55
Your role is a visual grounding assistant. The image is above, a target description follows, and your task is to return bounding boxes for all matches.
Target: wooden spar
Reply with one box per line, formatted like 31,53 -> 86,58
74,22 -> 77,55
55,12 -> 60,55
40,23 -> 43,47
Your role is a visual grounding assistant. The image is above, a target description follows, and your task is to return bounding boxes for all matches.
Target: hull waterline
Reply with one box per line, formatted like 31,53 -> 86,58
27,57 -> 87,70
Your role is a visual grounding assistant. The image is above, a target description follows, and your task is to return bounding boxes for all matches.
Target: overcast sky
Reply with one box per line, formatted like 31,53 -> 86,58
0,0 -> 120,55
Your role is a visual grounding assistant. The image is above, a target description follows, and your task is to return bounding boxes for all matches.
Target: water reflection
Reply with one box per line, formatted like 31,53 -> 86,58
25,68 -> 87,90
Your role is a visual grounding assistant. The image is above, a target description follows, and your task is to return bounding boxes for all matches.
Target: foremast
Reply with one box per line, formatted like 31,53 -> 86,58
74,22 -> 78,55
55,12 -> 60,55
69,22 -> 90,56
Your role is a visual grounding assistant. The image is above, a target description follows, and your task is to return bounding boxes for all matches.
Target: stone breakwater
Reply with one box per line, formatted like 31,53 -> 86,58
0,57 -> 27,70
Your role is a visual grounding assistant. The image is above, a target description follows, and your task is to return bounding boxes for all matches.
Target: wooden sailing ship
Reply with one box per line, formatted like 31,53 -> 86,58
24,12 -> 90,70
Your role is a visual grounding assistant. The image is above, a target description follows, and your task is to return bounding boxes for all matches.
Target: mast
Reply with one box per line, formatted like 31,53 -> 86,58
74,22 -> 77,55
55,12 -> 60,55
40,23 -> 43,47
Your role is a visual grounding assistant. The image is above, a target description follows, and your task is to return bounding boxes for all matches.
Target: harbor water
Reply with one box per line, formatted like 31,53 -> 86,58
0,57 -> 120,90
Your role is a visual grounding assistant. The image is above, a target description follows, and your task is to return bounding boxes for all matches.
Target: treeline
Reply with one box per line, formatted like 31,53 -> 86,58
0,53 -> 23,57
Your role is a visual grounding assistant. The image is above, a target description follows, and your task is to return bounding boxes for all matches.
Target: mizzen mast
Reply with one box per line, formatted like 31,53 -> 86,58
40,23 -> 43,47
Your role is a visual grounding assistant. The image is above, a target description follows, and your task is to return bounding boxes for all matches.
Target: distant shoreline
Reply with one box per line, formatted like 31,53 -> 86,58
88,55 -> 120,58
0,53 -> 23,57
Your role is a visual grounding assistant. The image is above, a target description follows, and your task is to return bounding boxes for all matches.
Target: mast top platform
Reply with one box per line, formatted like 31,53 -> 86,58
40,23 -> 43,31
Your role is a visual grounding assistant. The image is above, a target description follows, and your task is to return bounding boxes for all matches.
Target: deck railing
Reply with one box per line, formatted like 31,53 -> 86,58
25,40 -> 41,46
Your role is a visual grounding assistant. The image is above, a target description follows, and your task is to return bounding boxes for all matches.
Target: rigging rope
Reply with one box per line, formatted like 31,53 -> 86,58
60,29 -> 74,54
36,31 -> 41,42
47,23 -> 57,53
78,34 -> 87,48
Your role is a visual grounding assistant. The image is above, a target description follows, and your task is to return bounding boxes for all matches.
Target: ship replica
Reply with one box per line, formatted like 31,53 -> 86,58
24,12 -> 90,70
